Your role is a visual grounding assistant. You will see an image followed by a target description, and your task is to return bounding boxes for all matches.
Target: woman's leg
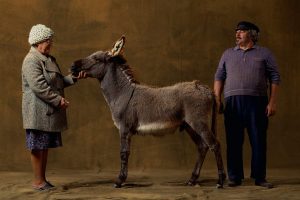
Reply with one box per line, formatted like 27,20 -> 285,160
42,149 -> 48,181
31,149 -> 46,186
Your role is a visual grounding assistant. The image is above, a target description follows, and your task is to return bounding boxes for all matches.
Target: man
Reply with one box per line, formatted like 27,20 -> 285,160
214,21 -> 280,188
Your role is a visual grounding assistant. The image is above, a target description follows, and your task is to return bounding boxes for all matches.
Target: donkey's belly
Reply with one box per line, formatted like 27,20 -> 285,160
136,121 -> 181,136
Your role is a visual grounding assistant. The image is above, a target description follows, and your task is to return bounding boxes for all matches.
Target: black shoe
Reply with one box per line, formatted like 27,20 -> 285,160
46,180 -> 54,187
255,180 -> 274,189
228,179 -> 241,187
33,181 -> 55,191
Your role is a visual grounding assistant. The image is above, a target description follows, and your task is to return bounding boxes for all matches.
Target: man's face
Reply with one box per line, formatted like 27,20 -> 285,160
235,30 -> 251,46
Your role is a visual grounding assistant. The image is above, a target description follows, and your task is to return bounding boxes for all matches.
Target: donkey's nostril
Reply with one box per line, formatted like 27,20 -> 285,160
71,65 -> 81,76
71,65 -> 76,72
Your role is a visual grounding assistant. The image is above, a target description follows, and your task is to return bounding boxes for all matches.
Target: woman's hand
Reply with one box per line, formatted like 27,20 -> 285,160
73,71 -> 87,79
60,97 -> 69,109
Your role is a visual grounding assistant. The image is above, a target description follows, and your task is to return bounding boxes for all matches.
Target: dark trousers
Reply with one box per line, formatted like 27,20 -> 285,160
224,95 -> 268,181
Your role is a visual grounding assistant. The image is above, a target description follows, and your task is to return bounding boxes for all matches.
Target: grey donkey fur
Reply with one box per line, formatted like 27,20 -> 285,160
71,51 -> 226,188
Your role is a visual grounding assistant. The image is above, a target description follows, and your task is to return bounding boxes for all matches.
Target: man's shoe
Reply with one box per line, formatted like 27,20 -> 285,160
228,179 -> 241,187
109,35 -> 125,57
255,180 -> 274,189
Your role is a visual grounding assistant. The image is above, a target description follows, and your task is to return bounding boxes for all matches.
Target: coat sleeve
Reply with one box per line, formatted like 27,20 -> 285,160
22,60 -> 62,107
51,56 -> 76,88
63,74 -> 76,88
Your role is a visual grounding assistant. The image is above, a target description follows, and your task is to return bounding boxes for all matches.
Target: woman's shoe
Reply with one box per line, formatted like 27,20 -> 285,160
33,181 -> 55,191
45,180 -> 54,187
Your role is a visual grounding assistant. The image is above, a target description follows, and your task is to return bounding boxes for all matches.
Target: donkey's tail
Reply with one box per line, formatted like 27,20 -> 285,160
211,94 -> 218,137
193,80 -> 218,136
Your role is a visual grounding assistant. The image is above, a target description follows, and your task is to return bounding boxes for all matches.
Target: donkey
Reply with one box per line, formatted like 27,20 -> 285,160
71,50 -> 226,188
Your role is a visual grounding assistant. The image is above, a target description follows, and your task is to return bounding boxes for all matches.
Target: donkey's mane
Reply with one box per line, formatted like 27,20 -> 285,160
119,64 -> 139,84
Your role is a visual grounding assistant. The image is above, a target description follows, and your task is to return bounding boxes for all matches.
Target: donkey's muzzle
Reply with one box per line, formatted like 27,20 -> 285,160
70,65 -> 82,77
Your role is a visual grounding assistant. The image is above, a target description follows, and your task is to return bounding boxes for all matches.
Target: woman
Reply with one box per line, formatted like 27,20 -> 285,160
21,24 -> 86,190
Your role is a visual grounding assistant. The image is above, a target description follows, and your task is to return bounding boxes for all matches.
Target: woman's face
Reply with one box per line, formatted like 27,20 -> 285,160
36,39 -> 53,55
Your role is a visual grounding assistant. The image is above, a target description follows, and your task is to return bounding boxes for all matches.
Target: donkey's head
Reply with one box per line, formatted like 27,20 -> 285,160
71,51 -> 111,79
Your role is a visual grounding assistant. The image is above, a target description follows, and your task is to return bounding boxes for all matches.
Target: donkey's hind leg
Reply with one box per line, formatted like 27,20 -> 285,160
184,124 -> 209,186
211,137 -> 226,188
189,121 -> 226,188
115,130 -> 132,188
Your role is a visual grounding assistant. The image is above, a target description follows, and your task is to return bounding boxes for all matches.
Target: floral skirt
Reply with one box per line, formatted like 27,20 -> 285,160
26,129 -> 62,150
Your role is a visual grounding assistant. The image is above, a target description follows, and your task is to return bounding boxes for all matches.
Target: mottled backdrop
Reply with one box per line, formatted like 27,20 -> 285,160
0,0 -> 299,172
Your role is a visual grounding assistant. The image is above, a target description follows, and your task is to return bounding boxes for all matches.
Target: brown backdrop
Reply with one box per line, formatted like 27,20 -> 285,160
0,0 -> 299,171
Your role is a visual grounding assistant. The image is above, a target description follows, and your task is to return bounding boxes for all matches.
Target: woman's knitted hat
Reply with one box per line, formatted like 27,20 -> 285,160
28,24 -> 54,45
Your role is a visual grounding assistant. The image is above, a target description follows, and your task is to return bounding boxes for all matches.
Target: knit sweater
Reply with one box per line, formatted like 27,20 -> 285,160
215,45 -> 280,98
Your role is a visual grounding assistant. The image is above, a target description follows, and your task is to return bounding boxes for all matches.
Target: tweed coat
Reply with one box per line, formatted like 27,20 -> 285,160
22,47 -> 75,132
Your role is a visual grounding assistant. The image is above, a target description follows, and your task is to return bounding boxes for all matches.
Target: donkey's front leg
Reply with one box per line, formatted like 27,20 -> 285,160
114,131 -> 131,188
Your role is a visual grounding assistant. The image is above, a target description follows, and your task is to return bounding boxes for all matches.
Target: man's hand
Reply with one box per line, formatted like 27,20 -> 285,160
60,97 -> 69,109
266,102 -> 276,117
214,80 -> 224,114
266,84 -> 279,117
216,100 -> 224,114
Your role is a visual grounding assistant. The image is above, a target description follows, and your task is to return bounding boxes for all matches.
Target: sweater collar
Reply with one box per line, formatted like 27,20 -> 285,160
234,44 -> 259,51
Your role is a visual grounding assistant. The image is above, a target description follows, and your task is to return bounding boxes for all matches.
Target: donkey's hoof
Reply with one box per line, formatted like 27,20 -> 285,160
186,180 -> 196,186
216,172 -> 226,189
114,178 -> 123,188
114,183 -> 122,188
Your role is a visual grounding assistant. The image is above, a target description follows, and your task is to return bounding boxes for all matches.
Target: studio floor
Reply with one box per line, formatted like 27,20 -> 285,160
0,168 -> 299,200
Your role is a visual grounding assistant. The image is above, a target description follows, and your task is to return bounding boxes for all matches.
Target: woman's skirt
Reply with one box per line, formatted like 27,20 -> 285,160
26,129 -> 62,150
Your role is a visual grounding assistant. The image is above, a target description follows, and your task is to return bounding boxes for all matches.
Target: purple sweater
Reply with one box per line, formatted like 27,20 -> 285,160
215,45 -> 280,98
